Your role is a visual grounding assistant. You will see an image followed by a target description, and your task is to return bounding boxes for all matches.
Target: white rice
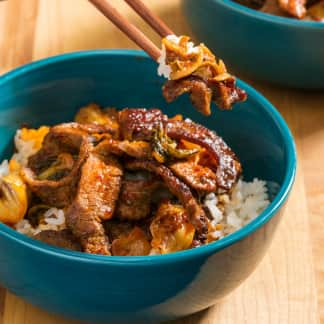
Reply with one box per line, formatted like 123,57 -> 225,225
11,129 -> 40,167
157,44 -> 172,79
15,208 -> 66,237
157,35 -> 200,79
204,193 -> 223,224
205,178 -> 270,239
0,159 -> 9,177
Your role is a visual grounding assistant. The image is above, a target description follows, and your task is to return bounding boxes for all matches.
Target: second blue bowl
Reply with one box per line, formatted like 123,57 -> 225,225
182,0 -> 324,89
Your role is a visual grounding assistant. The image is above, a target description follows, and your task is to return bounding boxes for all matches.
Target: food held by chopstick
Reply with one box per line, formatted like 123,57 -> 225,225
308,0 -> 324,21
157,35 -> 247,115
88,1 -> 247,115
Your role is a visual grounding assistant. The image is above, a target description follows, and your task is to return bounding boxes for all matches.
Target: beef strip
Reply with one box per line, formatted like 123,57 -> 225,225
163,76 -> 247,116
22,139 -> 91,207
33,229 -> 82,251
94,139 -> 152,159
163,77 -> 212,115
115,109 -> 241,191
118,108 -> 167,140
66,153 -> 123,255
28,122 -> 112,173
116,179 -> 159,221
24,120 -> 119,207
166,120 -> 241,191
208,77 -> 248,110
169,161 -> 217,192
125,160 -> 208,244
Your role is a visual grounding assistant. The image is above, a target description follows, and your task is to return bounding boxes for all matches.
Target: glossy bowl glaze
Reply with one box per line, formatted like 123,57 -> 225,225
0,51 -> 296,323
182,0 -> 324,89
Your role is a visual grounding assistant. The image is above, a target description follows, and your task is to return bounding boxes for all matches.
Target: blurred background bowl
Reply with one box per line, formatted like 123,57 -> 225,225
0,51 -> 296,323
182,0 -> 324,89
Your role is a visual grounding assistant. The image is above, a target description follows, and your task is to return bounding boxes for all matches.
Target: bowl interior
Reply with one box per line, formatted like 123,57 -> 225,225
0,50 -> 296,259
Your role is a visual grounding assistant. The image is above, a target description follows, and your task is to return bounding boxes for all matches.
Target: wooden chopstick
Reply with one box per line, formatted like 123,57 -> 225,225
89,0 -> 161,61
124,0 -> 174,37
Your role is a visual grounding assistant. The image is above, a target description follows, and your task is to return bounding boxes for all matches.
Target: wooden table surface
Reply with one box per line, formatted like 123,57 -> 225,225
0,1 -> 323,323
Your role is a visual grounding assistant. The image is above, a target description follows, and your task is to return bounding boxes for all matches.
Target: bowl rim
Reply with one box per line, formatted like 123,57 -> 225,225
209,0 -> 324,28
0,50 -> 297,265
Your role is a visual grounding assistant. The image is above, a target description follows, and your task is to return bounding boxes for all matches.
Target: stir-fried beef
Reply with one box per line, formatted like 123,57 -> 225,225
166,120 -> 241,190
169,161 -> 217,192
208,77 -> 248,110
27,123 -> 97,174
163,77 -> 212,115
119,108 -> 167,140
22,139 -> 91,207
34,229 -> 82,251
19,106 -> 242,255
94,139 -> 152,159
116,179 -> 159,220
66,153 -> 123,255
115,108 -> 241,191
28,123 -> 112,172
163,76 -> 247,116
125,160 -> 208,244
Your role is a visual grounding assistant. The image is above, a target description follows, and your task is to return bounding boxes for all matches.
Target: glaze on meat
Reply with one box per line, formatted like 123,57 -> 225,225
66,153 -> 123,255
18,105 -> 242,255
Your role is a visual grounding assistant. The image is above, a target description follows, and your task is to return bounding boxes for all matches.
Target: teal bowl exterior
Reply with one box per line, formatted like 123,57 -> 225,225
182,0 -> 324,89
0,51 -> 296,323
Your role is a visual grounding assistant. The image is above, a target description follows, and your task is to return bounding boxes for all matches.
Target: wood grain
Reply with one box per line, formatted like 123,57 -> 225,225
0,286 -> 5,324
0,1 -> 323,323
0,0 -> 38,73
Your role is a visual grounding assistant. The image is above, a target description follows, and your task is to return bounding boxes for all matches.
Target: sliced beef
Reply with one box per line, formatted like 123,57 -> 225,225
66,153 -> 123,255
114,109 -> 241,191
28,123 -> 100,172
24,121 -> 119,208
163,77 -> 213,115
22,139 -> 90,207
28,122 -> 117,173
163,76 -> 247,116
208,77 -> 248,110
33,229 -> 82,251
116,179 -> 159,221
118,108 -> 167,140
166,120 -> 241,191
169,161 -> 217,192
125,160 -> 208,244
94,139 -> 152,159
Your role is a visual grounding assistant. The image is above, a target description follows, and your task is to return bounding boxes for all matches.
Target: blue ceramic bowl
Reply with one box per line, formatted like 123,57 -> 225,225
0,51 -> 296,323
182,0 -> 324,89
